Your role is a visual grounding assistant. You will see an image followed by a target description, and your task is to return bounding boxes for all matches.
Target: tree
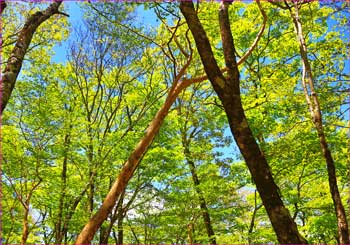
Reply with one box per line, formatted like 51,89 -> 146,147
0,1 -> 68,112
3,2 -> 349,243
179,1 -> 307,243
286,1 -> 349,243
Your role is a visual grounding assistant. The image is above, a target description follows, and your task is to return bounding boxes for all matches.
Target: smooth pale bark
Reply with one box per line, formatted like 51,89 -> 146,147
0,1 -> 67,112
187,222 -> 194,244
290,3 -> 349,244
179,1 -> 307,243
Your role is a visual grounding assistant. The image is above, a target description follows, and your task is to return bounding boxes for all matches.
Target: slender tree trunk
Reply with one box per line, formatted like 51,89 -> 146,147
75,56 -> 193,244
182,139 -> 216,244
187,222 -> 194,244
179,1 -> 307,243
18,178 -> 42,244
88,171 -> 95,215
55,133 -> 70,244
0,1 -> 66,112
21,205 -> 29,244
290,3 -> 350,244
248,190 -> 262,244
87,128 -> 95,215
117,202 -> 124,245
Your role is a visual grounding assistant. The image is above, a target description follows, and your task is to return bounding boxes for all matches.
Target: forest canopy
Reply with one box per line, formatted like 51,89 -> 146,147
1,1 -> 349,244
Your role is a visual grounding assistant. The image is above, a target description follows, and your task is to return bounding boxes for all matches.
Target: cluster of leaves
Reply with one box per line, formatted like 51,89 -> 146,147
2,1 -> 349,244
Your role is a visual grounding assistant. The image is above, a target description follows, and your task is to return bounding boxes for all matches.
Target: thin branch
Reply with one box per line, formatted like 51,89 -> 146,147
237,0 -> 267,65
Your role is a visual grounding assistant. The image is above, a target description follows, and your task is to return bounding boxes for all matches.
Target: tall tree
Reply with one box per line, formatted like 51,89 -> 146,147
0,1 -> 68,112
176,85 -> 218,244
285,1 -> 349,243
179,1 -> 307,243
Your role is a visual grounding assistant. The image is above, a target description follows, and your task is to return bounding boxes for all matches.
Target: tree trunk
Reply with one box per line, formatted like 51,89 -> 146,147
117,202 -> 124,245
0,1 -> 66,112
21,206 -> 29,244
187,222 -> 194,244
75,57 -> 193,244
0,0 -> 6,14
100,191 -> 125,244
248,190 -> 262,244
55,132 -> 70,244
290,3 -> 350,244
179,1 -> 307,243
183,138 -> 216,244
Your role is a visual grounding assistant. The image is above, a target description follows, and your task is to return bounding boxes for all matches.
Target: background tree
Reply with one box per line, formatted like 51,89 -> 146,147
2,1 -> 349,244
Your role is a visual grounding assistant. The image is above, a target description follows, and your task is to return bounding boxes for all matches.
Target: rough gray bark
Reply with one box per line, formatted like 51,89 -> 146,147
179,1 -> 307,243
0,1 -> 67,112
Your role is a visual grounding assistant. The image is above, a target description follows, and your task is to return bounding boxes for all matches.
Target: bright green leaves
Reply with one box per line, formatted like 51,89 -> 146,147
2,1 -> 349,244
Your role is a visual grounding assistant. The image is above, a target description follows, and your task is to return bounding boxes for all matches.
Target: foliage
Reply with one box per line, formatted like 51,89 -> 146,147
2,1 -> 349,244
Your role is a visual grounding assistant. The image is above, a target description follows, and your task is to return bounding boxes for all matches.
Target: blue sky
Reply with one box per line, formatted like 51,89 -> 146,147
52,2 -> 159,63
50,1 -> 349,167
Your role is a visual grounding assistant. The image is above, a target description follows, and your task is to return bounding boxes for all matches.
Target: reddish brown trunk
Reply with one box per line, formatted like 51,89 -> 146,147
75,57 -> 193,244
180,1 -> 307,243
290,3 -> 350,243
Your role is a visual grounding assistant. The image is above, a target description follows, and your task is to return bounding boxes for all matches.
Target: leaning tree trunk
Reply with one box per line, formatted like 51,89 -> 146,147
290,2 -> 349,244
0,1 -> 66,112
76,0 -> 269,241
75,54 -> 194,244
179,1 -> 307,243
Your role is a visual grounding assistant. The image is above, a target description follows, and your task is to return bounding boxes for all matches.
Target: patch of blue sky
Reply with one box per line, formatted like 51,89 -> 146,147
52,2 -> 160,64
52,2 -> 84,64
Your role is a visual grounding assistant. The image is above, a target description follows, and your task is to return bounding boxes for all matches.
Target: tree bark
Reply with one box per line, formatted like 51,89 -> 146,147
55,132 -> 71,244
0,1 -> 66,112
21,205 -> 29,244
187,222 -> 194,244
75,1 -> 267,240
182,137 -> 216,244
75,55 -> 193,244
290,3 -> 350,244
117,200 -> 124,245
179,1 -> 307,243
0,0 -> 6,14
248,190 -> 262,244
